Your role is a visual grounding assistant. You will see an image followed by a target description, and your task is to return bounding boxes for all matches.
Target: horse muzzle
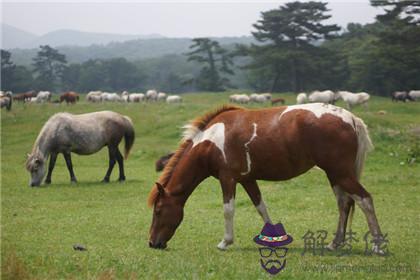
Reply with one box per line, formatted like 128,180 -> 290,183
149,240 -> 167,249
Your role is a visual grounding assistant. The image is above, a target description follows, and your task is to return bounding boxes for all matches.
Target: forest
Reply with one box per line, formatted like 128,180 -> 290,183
1,1 -> 419,96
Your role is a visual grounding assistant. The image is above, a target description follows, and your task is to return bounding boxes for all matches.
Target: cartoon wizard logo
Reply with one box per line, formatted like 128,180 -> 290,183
254,223 -> 293,275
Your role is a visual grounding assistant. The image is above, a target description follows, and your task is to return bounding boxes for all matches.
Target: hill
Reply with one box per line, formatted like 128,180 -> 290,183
9,36 -> 255,66
0,24 -> 38,49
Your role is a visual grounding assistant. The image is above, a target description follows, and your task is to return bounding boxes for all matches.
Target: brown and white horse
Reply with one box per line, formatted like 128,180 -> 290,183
148,104 -> 384,254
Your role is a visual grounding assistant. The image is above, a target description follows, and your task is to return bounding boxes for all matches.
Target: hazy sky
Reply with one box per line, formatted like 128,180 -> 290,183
1,1 -> 381,37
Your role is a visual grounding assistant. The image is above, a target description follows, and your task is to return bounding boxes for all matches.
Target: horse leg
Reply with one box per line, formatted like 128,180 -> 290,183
45,152 -> 58,184
327,185 -> 355,250
217,176 -> 237,250
334,176 -> 385,255
115,148 -> 125,181
102,146 -> 117,183
241,180 -> 272,224
63,152 -> 77,183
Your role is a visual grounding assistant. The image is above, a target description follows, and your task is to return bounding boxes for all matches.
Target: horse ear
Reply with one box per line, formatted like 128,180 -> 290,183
156,182 -> 165,195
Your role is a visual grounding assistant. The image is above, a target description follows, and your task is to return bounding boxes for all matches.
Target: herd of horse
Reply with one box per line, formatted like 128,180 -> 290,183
21,97 -> 391,255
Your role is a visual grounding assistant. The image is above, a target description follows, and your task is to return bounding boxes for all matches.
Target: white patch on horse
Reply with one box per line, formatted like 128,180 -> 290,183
256,199 -> 272,224
189,122 -> 227,162
217,198 -> 235,250
241,123 -> 258,175
279,103 -> 355,128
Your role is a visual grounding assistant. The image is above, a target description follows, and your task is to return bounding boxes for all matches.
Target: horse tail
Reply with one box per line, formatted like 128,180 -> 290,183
354,116 -> 373,180
348,116 -> 374,230
122,116 -> 135,159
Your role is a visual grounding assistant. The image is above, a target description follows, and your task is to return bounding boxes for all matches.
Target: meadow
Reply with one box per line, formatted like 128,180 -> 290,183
1,93 -> 419,279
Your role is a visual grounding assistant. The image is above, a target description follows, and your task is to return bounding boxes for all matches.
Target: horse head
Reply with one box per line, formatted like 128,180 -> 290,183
149,182 -> 184,249
26,152 -> 46,187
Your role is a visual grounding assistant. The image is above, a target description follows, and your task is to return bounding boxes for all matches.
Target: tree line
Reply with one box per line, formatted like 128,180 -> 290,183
2,0 -> 419,96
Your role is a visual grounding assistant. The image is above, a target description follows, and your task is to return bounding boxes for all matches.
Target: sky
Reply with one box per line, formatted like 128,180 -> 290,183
1,1 -> 382,37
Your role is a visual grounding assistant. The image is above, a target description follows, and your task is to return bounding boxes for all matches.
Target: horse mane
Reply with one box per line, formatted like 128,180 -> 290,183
147,104 -> 242,208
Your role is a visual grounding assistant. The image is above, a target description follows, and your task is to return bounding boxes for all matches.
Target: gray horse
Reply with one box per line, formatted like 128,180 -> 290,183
26,111 -> 135,186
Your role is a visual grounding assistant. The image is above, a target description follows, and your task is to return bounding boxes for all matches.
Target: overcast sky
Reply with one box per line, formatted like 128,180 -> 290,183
1,1 -> 381,37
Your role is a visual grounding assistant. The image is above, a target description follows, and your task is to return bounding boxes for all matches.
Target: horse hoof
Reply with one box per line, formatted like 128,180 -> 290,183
326,241 -> 340,251
102,179 -> 110,183
217,239 -> 233,250
45,180 -> 51,185
118,177 -> 126,182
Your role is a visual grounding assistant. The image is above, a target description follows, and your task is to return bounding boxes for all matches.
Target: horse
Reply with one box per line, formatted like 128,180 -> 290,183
0,91 -> 12,111
408,90 -> 420,101
101,92 -> 122,102
26,111 -> 135,187
127,93 -> 145,103
158,92 -> 167,101
87,91 -> 103,102
166,95 -> 182,103
60,91 -> 79,104
229,94 -> 250,104
308,90 -> 338,104
13,91 -> 36,102
36,91 -> 52,103
391,91 -> 413,102
146,90 -> 158,101
155,152 -> 175,172
271,97 -> 285,106
147,104 -> 385,255
296,93 -> 307,104
338,91 -> 370,110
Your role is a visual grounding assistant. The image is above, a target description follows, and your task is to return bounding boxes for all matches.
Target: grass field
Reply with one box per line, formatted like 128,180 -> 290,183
1,92 -> 419,279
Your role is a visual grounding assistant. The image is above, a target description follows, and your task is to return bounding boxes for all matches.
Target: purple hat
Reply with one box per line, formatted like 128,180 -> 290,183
254,223 -> 293,247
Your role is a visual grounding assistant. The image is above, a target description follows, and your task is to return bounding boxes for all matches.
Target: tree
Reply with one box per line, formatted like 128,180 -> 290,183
1,50 -> 16,90
368,0 -> 420,94
32,45 -> 67,91
239,1 -> 340,92
1,50 -> 34,92
185,38 -> 234,91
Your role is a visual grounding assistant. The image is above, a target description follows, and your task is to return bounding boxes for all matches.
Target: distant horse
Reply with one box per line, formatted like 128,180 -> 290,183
338,91 -> 370,110
408,90 -> 420,101
36,91 -> 52,103
296,93 -> 307,104
308,90 -> 338,104
391,91 -> 413,102
60,91 -> 79,104
26,111 -> 135,186
155,152 -> 175,172
13,91 -> 36,102
166,95 -> 182,103
146,90 -> 158,101
271,97 -> 285,106
148,104 -> 385,255
0,91 -> 12,111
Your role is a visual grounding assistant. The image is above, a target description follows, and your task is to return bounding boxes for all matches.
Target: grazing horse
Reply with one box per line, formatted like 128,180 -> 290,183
338,91 -> 370,110
155,152 -> 175,172
13,91 -> 36,102
271,97 -> 285,106
0,91 -> 12,111
60,91 -> 79,104
148,104 -> 385,254
391,91 -> 413,102
26,111 -> 135,186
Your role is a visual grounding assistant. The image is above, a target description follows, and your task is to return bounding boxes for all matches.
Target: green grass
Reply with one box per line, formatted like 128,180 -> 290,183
1,93 -> 420,279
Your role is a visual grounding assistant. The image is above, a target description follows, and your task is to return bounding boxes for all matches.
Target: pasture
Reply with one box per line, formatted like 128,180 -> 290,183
1,93 -> 419,279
